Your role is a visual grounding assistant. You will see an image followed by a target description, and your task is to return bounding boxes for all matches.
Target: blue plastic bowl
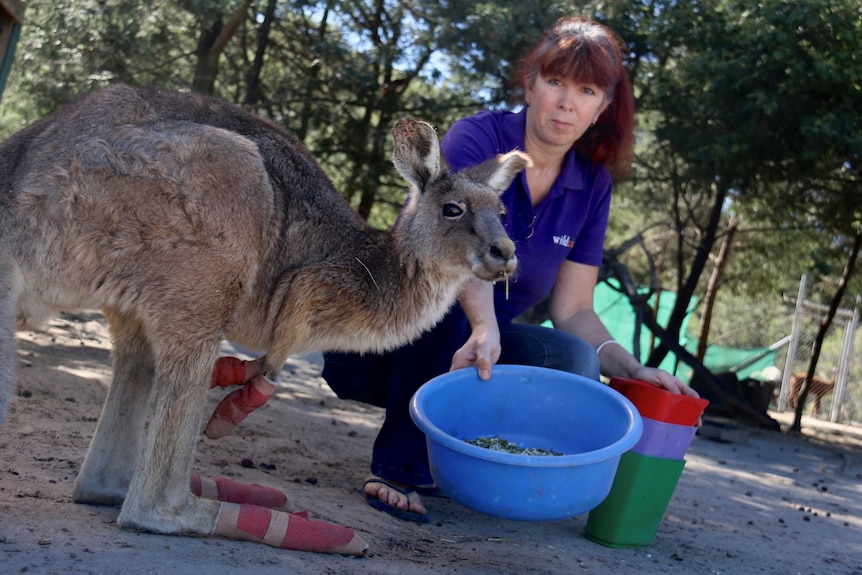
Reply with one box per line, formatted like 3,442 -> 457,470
409,365 -> 643,521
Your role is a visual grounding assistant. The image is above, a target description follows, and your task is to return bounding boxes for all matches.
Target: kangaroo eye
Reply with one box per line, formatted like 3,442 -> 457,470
442,202 -> 464,219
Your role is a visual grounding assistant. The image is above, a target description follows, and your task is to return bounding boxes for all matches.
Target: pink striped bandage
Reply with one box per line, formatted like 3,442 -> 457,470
190,474 -> 291,511
211,356 -> 261,388
214,502 -> 368,556
205,371 -> 276,439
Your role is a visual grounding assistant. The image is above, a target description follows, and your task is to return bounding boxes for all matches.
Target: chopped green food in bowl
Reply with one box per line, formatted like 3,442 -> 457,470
465,436 -> 563,457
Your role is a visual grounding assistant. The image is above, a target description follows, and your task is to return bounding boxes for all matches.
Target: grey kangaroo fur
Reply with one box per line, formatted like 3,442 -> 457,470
0,85 -> 528,550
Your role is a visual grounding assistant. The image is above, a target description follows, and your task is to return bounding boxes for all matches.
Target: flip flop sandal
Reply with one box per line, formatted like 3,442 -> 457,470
414,485 -> 445,497
364,479 -> 430,524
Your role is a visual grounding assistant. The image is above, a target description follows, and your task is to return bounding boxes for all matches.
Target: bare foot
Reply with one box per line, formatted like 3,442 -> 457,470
363,475 -> 427,518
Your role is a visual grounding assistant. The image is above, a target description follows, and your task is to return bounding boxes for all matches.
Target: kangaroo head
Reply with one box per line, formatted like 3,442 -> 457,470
391,117 -> 530,282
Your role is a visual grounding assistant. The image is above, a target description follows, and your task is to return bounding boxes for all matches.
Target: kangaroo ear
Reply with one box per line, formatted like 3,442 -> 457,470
463,150 -> 532,195
391,117 -> 446,192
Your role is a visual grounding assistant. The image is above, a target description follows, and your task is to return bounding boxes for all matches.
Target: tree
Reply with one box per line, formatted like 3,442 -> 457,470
790,227 -> 861,431
189,0 -> 252,94
607,0 -> 861,377
0,0 -> 201,128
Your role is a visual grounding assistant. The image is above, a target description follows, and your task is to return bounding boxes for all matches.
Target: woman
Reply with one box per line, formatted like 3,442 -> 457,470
323,15 -> 699,523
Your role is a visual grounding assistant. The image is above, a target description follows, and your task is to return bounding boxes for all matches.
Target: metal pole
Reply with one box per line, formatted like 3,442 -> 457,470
779,275 -> 807,411
830,295 -> 860,422
830,320 -> 850,422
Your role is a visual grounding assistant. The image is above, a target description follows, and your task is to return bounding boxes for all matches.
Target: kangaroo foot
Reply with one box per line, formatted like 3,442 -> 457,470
191,474 -> 294,512
214,502 -> 368,556
205,372 -> 275,439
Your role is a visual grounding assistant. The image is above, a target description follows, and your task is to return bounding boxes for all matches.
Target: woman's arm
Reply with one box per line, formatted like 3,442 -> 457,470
449,277 -> 500,380
549,260 -> 699,397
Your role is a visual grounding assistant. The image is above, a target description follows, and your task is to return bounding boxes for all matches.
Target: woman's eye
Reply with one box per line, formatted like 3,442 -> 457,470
443,203 -> 464,218
582,84 -> 605,98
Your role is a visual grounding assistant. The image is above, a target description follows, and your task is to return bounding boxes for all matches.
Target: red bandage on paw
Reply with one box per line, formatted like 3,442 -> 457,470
214,502 -> 368,556
205,373 -> 275,439
211,356 -> 261,389
190,474 -> 292,512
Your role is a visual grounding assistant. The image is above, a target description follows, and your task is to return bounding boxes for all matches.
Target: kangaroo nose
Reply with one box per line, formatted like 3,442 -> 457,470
489,239 -> 517,270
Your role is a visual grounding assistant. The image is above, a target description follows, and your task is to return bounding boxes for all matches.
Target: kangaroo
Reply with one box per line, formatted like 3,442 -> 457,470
0,85 -> 528,555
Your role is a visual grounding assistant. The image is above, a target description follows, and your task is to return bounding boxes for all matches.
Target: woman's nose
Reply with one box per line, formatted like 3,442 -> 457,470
558,89 -> 575,110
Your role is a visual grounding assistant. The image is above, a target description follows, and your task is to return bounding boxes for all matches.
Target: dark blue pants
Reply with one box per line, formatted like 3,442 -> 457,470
322,306 -> 601,486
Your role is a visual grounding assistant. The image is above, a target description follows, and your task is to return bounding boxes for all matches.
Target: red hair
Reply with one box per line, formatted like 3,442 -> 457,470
515,16 -> 635,180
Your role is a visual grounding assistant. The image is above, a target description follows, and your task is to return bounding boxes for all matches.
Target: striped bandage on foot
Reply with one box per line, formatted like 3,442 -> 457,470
190,474 -> 293,512
214,502 -> 368,556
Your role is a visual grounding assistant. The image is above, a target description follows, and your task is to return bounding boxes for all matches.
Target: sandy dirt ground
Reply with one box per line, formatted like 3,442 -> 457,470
1,311 -> 861,575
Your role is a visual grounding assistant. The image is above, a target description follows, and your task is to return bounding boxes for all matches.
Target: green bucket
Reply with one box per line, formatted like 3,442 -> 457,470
585,451 -> 685,548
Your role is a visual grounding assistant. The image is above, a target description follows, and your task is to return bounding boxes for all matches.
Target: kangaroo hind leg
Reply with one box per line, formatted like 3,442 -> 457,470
0,250 -> 22,429
73,310 -> 155,506
115,332 -> 221,535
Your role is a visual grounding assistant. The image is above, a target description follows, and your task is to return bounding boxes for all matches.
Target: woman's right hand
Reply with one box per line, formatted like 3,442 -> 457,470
452,277 -> 501,380
450,324 -> 501,381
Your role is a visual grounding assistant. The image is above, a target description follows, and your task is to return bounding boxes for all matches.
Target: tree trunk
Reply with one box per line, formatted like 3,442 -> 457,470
356,112 -> 396,220
191,0 -> 251,95
243,0 -> 277,106
297,0 -> 333,141
648,184 -> 728,368
696,213 -> 739,361
790,227 -> 862,432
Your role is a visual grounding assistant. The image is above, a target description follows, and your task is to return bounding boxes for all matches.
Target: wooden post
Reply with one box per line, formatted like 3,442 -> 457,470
0,0 -> 26,103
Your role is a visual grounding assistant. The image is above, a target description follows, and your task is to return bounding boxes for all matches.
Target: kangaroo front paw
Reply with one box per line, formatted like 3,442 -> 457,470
205,373 -> 275,439
211,356 -> 261,388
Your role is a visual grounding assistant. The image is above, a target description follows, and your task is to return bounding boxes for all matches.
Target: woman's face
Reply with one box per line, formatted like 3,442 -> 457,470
524,73 -> 610,151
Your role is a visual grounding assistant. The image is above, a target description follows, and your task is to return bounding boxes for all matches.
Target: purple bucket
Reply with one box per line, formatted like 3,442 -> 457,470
630,417 -> 697,460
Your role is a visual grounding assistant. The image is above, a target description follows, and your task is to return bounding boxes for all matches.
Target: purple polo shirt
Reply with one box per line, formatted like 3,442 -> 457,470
440,108 -> 612,325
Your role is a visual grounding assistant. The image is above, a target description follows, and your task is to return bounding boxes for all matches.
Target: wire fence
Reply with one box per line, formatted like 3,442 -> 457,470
775,276 -> 861,424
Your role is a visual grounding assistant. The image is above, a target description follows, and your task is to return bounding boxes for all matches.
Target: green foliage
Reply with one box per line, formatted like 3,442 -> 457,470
435,0 -> 571,105
601,0 -> 862,367
1,0 -> 202,127
637,0 -> 860,199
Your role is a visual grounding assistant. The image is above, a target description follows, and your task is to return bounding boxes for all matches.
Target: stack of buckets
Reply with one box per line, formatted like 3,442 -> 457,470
585,377 -> 709,548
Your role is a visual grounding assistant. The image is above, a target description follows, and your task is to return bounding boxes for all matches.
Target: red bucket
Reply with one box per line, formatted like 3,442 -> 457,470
609,377 -> 708,426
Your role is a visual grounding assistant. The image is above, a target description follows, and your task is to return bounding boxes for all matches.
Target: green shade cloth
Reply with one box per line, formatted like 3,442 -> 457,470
542,278 -> 777,383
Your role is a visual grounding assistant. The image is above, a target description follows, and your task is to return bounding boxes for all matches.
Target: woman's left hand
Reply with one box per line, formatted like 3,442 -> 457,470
629,365 -> 701,398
